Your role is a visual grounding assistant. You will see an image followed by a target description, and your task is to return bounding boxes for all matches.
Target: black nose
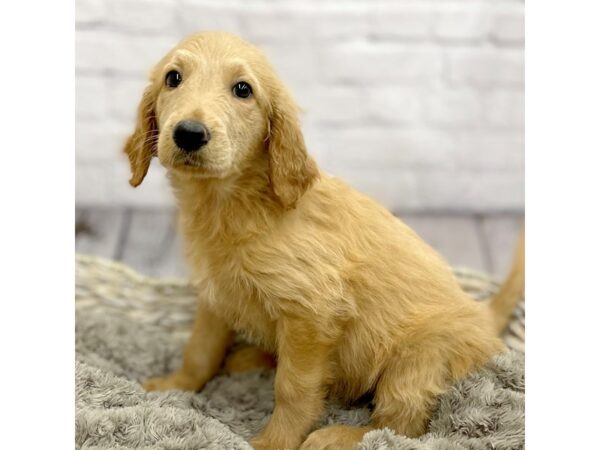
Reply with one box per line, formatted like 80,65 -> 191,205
173,120 -> 211,152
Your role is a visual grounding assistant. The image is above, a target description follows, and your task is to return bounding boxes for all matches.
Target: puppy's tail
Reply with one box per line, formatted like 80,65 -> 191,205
486,230 -> 525,334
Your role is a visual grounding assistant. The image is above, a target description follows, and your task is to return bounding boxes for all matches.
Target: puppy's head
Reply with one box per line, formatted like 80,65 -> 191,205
124,32 -> 317,208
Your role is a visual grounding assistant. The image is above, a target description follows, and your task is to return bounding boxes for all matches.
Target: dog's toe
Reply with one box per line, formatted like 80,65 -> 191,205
142,372 -> 201,392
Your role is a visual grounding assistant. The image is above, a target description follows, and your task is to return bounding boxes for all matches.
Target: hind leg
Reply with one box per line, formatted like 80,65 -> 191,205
300,351 -> 448,449
370,351 -> 448,438
223,344 -> 276,374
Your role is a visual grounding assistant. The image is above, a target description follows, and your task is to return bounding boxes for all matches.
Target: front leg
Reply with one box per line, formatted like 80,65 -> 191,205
251,316 -> 332,450
144,301 -> 232,392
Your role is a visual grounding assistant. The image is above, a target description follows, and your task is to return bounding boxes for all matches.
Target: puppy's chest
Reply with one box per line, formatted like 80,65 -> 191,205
191,254 -> 277,351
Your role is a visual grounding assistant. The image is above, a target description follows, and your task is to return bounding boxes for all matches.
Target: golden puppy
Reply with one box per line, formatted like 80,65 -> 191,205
124,32 -> 523,450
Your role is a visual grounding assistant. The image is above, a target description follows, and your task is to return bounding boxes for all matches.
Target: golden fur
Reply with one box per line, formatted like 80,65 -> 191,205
124,32 -> 524,450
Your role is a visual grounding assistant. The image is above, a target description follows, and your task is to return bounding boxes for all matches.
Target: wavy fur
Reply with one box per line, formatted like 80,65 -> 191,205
124,32 -> 519,450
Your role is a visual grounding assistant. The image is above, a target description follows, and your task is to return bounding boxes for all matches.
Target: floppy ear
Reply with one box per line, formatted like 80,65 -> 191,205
123,84 -> 158,187
267,89 -> 318,208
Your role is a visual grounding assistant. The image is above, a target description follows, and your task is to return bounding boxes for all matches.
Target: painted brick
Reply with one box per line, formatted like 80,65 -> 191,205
76,161 -> 114,205
368,5 -> 432,40
320,43 -> 443,85
482,90 -> 524,128
178,2 -> 242,36
105,0 -> 176,32
451,131 -> 524,170
322,127 -> 456,170
301,86 -> 365,125
76,30 -> 179,75
365,86 -> 423,124
433,5 -> 491,42
238,5 -> 370,42
309,6 -> 370,40
76,0 -> 107,25
447,48 -> 524,88
108,76 -> 148,123
238,6 -> 312,43
76,75 -> 108,120
328,167 -> 422,212
414,169 -> 524,212
259,42 -> 320,89
424,88 -> 484,127
76,121 -> 131,162
490,9 -> 525,44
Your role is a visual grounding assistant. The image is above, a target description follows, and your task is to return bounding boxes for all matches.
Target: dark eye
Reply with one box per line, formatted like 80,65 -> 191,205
232,81 -> 252,99
165,70 -> 182,88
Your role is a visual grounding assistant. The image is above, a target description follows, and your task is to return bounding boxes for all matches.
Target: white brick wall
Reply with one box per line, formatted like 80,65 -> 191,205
76,0 -> 524,213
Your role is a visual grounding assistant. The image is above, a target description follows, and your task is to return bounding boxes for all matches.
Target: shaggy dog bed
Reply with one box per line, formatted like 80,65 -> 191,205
75,255 -> 524,450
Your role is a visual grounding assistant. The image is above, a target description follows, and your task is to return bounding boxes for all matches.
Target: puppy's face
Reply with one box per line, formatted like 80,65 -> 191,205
153,44 -> 267,178
125,32 -> 318,208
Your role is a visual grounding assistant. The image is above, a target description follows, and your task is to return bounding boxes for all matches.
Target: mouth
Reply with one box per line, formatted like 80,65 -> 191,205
171,160 -> 204,172
168,150 -> 203,168
168,156 -> 223,179
182,158 -> 199,167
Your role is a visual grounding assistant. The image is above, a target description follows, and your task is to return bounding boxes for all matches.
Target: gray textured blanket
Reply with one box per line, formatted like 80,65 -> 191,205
75,256 -> 524,449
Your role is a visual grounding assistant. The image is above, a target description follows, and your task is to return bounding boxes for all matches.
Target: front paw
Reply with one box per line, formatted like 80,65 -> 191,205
299,426 -> 366,450
143,370 -> 204,392
248,434 -> 271,450
250,431 -> 300,450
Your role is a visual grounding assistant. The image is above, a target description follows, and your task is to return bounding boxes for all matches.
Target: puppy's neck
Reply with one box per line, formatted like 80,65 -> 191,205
169,156 -> 281,245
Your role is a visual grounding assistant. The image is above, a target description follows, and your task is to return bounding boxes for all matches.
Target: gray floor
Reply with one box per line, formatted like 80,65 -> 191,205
76,208 -> 523,280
